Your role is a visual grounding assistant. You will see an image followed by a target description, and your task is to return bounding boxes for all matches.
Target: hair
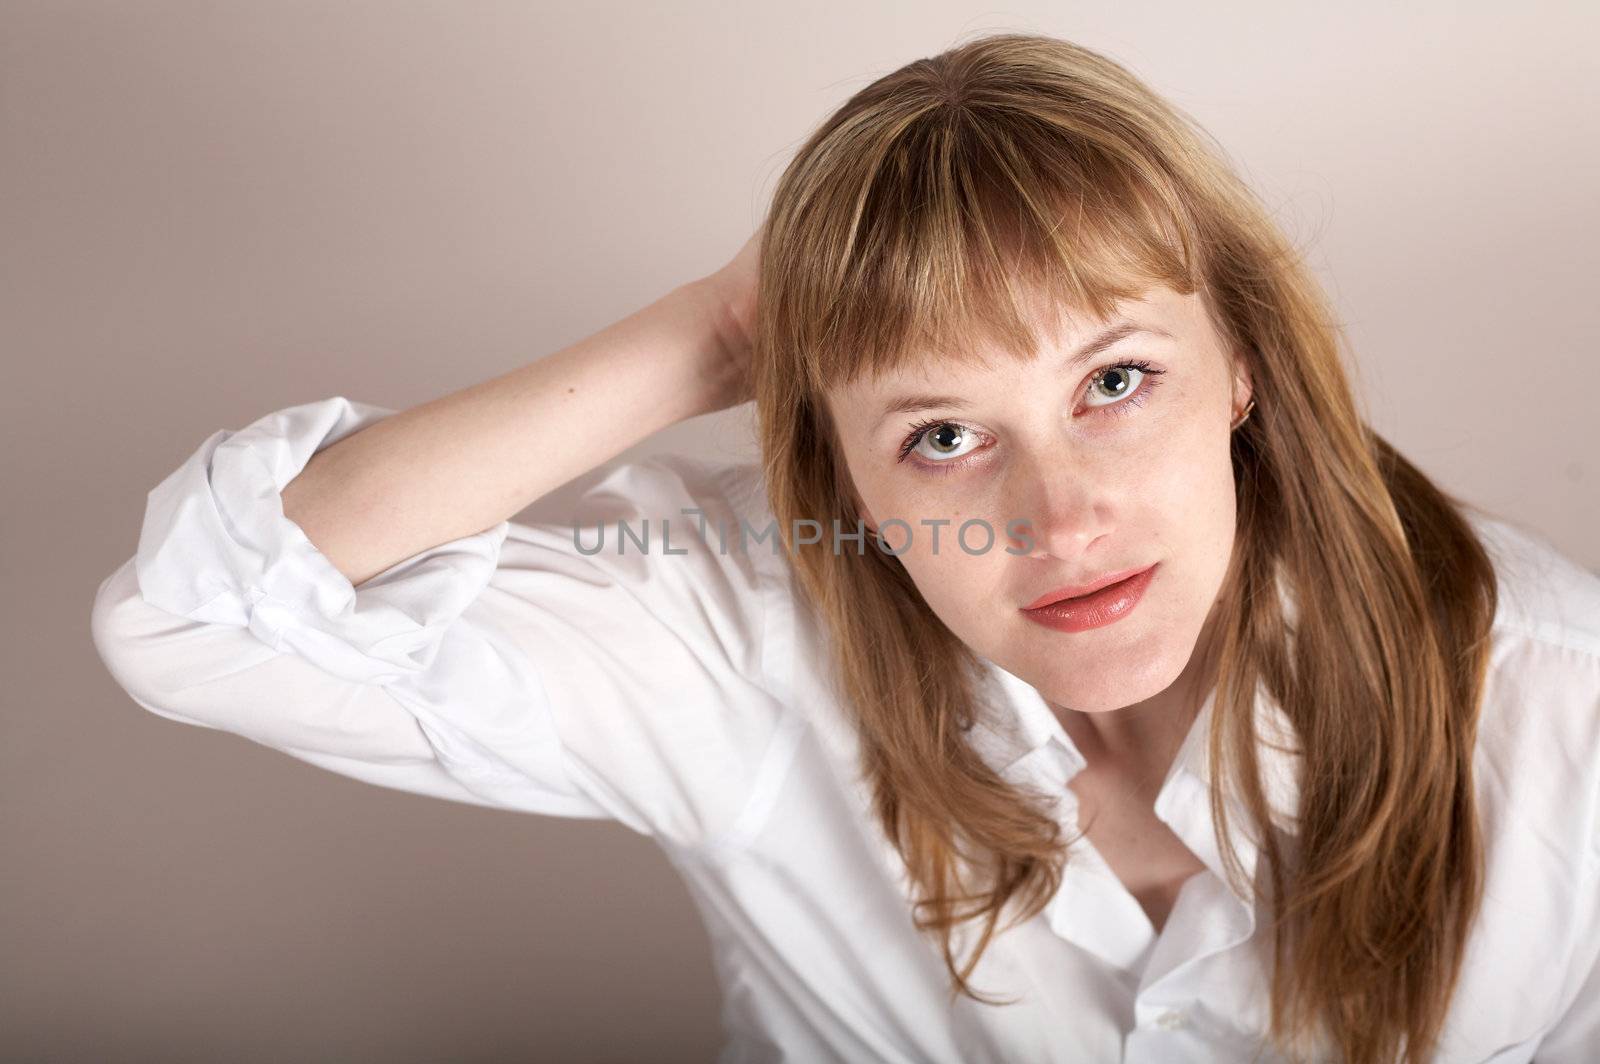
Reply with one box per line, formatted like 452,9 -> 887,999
747,31 -> 1500,1064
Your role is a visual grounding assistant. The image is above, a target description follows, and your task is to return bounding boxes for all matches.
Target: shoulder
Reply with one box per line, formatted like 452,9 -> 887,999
480,451 -> 783,687
1451,512 -> 1600,1044
581,450 -> 791,593
481,451 -> 816,846
1461,509 -> 1600,866
511,450 -> 777,577
563,451 -> 774,544
1466,509 -> 1600,658
505,449 -> 805,687
631,451 -> 777,541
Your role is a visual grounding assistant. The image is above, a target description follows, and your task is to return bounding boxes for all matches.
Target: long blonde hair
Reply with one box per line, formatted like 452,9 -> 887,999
749,32 -> 1498,1064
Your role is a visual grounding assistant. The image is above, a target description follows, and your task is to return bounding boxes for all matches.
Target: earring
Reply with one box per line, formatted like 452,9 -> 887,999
1230,398 -> 1256,431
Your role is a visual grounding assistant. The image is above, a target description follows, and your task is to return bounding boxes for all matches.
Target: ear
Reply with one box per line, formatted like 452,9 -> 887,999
1229,350 -> 1255,413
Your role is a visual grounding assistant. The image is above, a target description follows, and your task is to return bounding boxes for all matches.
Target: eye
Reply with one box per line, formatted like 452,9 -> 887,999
1083,360 -> 1164,412
897,419 -> 985,467
892,359 -> 1167,471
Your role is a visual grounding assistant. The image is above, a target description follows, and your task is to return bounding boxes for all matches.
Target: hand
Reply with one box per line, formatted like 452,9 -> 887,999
694,223 -> 763,408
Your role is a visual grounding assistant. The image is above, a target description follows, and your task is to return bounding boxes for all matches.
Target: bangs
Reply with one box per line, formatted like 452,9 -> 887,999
791,108 -> 1203,394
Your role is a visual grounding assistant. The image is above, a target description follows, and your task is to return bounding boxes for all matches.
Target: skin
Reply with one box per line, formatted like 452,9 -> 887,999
824,283 -> 1254,787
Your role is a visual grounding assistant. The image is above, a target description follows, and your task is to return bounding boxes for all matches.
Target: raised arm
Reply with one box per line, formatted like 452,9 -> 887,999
92,228 -> 791,839
283,247 -> 758,587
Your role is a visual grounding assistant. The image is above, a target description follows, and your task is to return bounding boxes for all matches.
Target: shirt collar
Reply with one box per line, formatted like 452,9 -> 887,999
970,657 -> 1304,894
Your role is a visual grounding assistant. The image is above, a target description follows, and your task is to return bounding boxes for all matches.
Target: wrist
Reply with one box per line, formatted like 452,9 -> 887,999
671,279 -> 750,415
675,279 -> 736,363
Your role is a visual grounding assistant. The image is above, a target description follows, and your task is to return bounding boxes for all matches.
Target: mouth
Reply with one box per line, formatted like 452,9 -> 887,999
1021,564 -> 1157,610
1019,563 -> 1158,633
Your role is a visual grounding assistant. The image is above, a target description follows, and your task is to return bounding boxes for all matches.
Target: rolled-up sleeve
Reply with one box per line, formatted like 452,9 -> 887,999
91,396 -> 790,843
133,397 -> 506,685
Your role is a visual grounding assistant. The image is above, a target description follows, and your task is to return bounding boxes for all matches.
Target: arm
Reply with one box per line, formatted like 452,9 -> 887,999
281,276 -> 751,588
92,230 -> 790,838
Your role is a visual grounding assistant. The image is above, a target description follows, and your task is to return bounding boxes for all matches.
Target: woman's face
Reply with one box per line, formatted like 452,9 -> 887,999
824,284 -> 1252,715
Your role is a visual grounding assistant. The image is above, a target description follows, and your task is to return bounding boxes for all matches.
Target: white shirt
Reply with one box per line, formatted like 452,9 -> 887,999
91,395 -> 1600,1064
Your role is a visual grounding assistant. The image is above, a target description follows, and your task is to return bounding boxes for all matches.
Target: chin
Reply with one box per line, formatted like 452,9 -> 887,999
1017,632 -> 1190,713
1045,671 -> 1170,714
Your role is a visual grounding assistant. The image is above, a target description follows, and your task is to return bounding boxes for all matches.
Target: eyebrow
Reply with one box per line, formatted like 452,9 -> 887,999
875,319 -> 1170,424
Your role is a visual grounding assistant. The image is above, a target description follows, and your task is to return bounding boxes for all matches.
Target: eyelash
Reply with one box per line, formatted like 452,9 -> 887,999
895,359 -> 1167,471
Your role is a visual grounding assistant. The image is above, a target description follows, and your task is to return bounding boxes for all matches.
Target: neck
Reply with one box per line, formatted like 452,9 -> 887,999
1051,602 -> 1226,775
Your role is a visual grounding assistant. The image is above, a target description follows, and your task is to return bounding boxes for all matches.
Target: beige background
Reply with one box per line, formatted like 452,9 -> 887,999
6,1 -> 1596,1061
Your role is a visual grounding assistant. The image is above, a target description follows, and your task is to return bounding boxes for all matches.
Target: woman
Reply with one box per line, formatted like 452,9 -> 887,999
91,33 -> 1599,1064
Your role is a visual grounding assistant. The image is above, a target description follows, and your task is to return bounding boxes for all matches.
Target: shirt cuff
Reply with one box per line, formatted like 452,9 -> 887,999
134,395 -> 510,686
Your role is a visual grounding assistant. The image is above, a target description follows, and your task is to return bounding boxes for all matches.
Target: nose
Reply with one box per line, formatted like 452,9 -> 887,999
1002,451 -> 1115,562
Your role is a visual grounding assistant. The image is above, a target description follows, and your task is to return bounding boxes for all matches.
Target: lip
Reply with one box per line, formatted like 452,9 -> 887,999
1021,564 -> 1157,610
1019,563 -> 1158,633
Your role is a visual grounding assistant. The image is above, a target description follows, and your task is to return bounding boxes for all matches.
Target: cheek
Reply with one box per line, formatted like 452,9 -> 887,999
851,466 -> 930,531
1135,420 -> 1239,565
893,536 -> 999,632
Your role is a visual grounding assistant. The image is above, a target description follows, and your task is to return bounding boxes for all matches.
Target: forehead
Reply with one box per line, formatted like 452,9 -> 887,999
826,284 -> 1197,412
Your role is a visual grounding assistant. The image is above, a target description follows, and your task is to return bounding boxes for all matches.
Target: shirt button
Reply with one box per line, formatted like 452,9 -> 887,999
1155,1009 -> 1188,1030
